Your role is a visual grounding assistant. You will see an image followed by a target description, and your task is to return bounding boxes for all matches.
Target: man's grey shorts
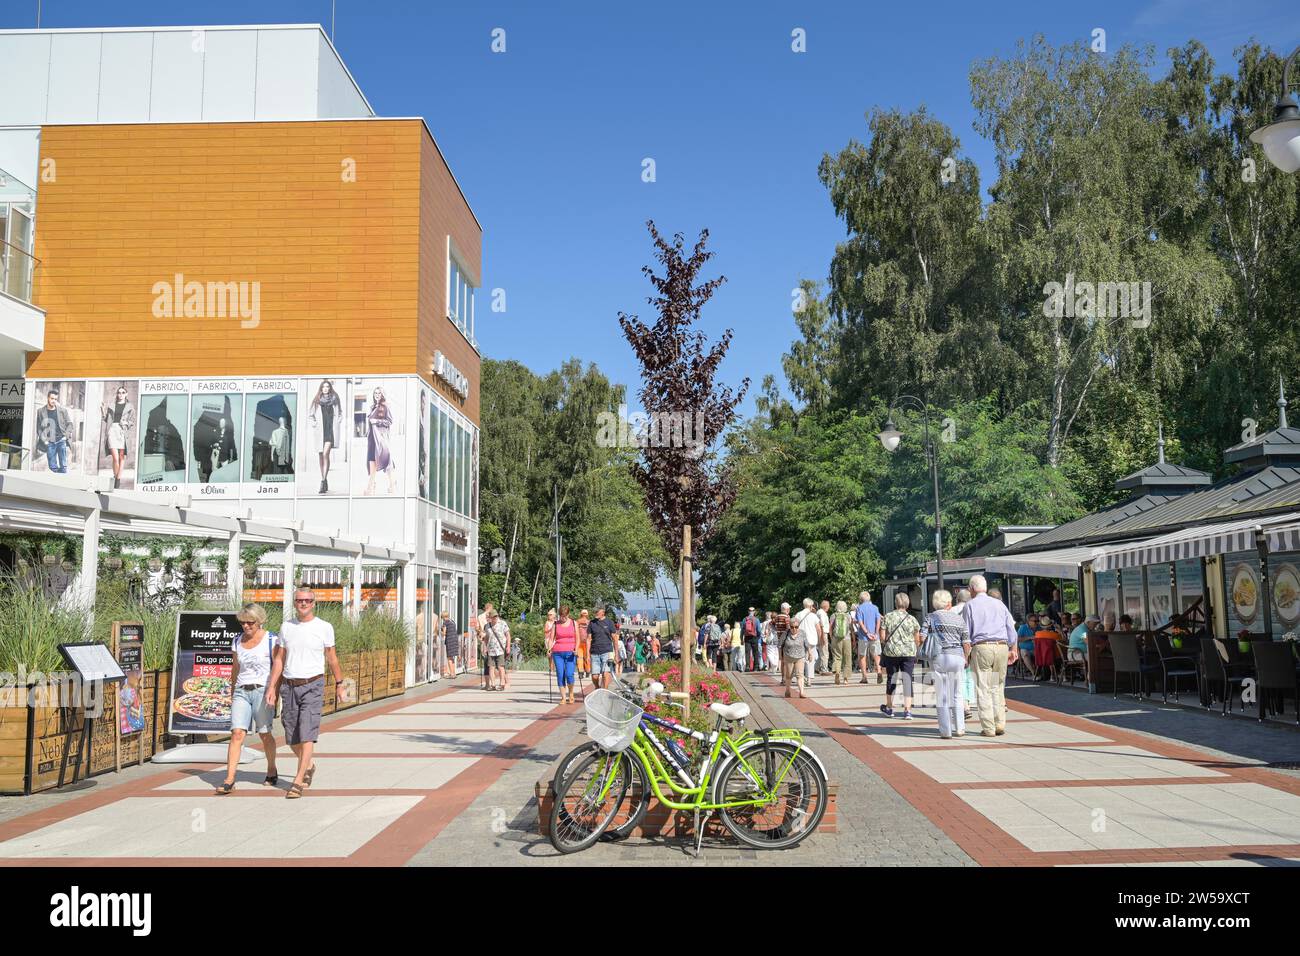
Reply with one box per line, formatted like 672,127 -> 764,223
282,676 -> 324,745
858,638 -> 882,659
592,652 -> 615,675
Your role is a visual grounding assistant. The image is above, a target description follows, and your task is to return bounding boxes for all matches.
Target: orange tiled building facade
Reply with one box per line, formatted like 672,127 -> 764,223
0,25 -> 482,682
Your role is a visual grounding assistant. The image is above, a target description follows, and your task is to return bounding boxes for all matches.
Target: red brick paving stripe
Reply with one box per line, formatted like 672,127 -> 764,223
747,671 -> 1300,866
0,676 -> 484,851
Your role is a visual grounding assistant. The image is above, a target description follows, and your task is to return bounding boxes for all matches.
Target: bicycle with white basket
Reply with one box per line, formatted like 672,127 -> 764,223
548,677 -> 828,855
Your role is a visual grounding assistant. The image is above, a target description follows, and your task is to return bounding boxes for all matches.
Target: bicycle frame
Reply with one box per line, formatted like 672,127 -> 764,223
625,712 -> 805,812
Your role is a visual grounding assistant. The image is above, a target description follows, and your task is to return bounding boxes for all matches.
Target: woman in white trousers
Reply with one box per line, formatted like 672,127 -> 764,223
921,590 -> 972,739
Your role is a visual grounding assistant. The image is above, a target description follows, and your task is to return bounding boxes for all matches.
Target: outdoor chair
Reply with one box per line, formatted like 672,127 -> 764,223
1251,642 -> 1300,724
1200,638 -> 1247,716
1151,632 -> 1199,703
1056,640 -> 1087,687
1109,633 -> 1159,700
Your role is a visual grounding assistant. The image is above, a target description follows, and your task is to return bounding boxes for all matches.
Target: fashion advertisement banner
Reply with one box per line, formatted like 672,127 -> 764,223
244,381 -> 296,497
190,382 -> 242,497
0,379 -> 25,467
1145,563 -> 1173,629
89,380 -> 139,490
1175,559 -> 1204,613
137,382 -> 188,490
31,380 -> 88,475
300,378 -> 348,497
417,387 -> 430,501
168,611 -> 239,735
1223,551 -> 1265,635
351,378 -> 403,496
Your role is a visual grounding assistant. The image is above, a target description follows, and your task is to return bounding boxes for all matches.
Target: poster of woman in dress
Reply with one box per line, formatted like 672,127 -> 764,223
31,380 -> 88,475
351,380 -> 402,496
302,378 -> 347,496
94,380 -> 138,490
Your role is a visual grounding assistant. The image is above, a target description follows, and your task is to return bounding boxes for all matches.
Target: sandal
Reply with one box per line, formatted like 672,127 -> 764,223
263,774 -> 278,787
286,783 -> 305,799
303,764 -> 316,787
215,779 -> 236,795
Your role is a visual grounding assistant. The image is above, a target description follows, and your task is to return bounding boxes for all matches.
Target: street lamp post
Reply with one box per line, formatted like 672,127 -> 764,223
879,395 -> 946,591
1250,45 -> 1300,174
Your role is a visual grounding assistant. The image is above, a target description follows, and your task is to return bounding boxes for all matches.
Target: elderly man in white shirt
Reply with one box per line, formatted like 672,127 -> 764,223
959,575 -> 1019,737
266,587 -> 344,798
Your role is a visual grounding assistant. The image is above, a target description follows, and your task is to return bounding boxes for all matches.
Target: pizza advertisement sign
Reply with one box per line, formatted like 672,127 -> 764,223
168,611 -> 240,734
1268,552 -> 1300,636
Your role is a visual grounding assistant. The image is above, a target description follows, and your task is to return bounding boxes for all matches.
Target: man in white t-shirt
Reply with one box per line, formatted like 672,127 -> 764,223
266,587 -> 343,799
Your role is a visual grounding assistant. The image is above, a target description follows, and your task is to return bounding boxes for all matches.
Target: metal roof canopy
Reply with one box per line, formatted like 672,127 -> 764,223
1091,513 -> 1300,573
0,471 -> 410,562
984,546 -> 1101,578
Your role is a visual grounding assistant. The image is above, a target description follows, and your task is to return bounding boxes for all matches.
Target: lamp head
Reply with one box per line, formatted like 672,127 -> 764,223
1250,96 -> 1300,174
878,418 -> 902,453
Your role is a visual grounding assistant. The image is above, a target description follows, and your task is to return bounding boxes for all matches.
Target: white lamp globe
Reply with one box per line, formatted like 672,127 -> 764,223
878,425 -> 902,453
1250,118 -> 1300,174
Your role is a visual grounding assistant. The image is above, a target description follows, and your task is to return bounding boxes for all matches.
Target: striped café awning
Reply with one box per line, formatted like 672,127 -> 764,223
1090,513 -> 1300,573
1263,519 -> 1300,555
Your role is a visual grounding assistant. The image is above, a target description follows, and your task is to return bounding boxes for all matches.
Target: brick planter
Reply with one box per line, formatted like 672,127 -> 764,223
534,774 -> 838,838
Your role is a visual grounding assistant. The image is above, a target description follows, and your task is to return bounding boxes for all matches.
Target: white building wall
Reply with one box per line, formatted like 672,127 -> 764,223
0,25 -> 373,126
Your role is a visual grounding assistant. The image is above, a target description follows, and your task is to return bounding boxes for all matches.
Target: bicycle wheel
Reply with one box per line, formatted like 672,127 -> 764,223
713,742 -> 827,850
547,749 -> 629,854
551,744 -> 650,842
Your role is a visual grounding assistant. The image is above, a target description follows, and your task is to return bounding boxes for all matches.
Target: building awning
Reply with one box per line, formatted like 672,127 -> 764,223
1090,513 -> 1300,573
984,546 -> 1100,578
1262,519 -> 1300,555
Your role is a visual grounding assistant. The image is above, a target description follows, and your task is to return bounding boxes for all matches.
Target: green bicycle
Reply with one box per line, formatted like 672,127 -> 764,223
548,680 -> 828,854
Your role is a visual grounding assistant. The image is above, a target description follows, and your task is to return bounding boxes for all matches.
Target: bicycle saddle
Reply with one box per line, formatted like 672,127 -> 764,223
709,701 -> 750,721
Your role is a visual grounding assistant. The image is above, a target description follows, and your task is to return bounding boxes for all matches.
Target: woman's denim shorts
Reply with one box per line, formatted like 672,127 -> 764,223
231,685 -> 274,734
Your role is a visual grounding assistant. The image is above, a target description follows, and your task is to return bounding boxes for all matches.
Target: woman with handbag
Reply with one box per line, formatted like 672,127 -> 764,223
920,590 -> 971,738
879,593 -> 921,719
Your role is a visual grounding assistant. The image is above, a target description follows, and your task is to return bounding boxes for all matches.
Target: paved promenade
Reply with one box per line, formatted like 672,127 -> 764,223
1,664 -> 1298,866
770,668 -> 1300,866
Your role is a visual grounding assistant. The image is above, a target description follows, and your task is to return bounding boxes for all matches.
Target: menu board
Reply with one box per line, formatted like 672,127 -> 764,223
115,622 -> 146,737
57,643 -> 126,682
1268,551 -> 1300,637
167,611 -> 239,734
1095,570 -> 1119,628
1121,567 -> 1145,629
1175,559 -> 1204,613
1009,576 -> 1027,621
1222,551 -> 1265,636
1144,564 -> 1173,629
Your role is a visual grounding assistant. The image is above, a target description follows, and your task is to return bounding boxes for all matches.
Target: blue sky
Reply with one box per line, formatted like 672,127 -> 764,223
7,0 -> 1296,425
6,1 -> 1295,610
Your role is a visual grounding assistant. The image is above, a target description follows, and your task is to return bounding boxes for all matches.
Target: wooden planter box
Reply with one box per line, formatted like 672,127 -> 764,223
534,775 -> 839,838
388,648 -> 407,695
0,670 -> 174,795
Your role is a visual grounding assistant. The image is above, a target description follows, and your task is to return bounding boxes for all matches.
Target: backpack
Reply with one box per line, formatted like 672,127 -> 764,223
744,615 -> 757,638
